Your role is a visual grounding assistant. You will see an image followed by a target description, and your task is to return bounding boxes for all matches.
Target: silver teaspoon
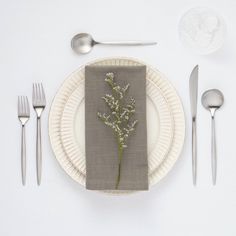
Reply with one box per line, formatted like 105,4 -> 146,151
71,33 -> 157,54
201,89 -> 224,185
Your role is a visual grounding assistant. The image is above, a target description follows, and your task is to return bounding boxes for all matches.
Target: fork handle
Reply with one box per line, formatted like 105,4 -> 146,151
36,117 -> 42,185
21,125 -> 26,186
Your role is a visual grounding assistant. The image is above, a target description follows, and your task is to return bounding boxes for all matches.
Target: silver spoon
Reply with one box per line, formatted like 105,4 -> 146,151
71,33 -> 157,54
201,89 -> 224,185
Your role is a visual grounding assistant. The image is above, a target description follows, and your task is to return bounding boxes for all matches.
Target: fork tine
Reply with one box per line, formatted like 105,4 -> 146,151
32,84 -> 34,103
20,96 -> 24,114
24,97 -> 27,115
38,83 -> 41,101
33,84 -> 36,104
25,97 -> 30,115
21,96 -> 24,114
36,83 -> 40,103
20,96 -> 23,114
43,84 -> 46,103
18,96 -> 20,114
40,83 -> 46,103
34,83 -> 39,105
23,96 -> 26,115
39,83 -> 43,101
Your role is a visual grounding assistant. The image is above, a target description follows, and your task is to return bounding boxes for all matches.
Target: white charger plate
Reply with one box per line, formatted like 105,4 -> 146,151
49,57 -> 185,193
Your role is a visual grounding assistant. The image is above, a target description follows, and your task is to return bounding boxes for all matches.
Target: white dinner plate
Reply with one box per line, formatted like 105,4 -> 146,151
49,57 -> 185,194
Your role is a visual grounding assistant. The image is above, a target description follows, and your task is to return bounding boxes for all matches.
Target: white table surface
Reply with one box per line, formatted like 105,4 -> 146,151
1,0 -> 236,235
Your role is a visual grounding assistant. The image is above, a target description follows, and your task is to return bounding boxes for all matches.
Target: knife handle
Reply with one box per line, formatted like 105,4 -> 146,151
192,118 -> 197,185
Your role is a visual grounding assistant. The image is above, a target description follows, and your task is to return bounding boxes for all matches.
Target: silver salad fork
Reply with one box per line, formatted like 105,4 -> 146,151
18,96 -> 30,185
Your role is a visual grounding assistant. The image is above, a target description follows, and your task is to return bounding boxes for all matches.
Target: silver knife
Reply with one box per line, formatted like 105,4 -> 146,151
189,65 -> 198,185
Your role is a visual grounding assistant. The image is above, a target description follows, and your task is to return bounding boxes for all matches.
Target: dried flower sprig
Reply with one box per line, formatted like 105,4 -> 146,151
97,72 -> 138,189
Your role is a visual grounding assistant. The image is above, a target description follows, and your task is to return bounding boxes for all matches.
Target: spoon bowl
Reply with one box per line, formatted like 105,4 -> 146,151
202,89 -> 224,114
71,33 -> 95,54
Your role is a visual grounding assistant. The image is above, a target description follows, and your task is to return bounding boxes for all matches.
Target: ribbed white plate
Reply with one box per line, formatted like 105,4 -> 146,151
49,57 -> 185,194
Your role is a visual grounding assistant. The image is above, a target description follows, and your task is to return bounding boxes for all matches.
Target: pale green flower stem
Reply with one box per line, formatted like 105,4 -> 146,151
115,143 -> 124,189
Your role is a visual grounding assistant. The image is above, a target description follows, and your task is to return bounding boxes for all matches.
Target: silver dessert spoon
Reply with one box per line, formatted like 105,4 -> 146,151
71,33 -> 157,54
201,89 -> 224,185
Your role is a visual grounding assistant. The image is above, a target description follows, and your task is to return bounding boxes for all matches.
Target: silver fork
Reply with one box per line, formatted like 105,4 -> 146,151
32,83 -> 46,185
18,96 -> 30,186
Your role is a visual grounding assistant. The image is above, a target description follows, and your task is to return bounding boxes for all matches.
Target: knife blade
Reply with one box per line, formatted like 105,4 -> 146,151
189,65 -> 198,185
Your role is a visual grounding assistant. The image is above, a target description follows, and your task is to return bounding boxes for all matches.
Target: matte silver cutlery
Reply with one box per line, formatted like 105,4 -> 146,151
32,83 -> 46,185
71,33 -> 157,54
189,65 -> 198,185
202,89 -> 224,185
18,96 -> 30,185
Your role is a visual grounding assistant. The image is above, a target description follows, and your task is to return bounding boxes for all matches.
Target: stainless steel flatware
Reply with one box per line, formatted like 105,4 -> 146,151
18,96 -> 30,185
32,83 -> 46,185
71,33 -> 157,54
201,89 -> 224,185
189,65 -> 198,185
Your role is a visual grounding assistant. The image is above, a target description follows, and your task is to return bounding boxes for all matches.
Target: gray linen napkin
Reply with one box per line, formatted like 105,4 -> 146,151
85,65 -> 148,190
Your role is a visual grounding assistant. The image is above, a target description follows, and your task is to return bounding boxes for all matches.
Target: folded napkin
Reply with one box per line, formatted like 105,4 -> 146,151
85,65 -> 148,190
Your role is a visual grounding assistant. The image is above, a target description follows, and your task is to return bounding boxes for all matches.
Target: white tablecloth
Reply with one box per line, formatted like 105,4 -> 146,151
1,0 -> 235,235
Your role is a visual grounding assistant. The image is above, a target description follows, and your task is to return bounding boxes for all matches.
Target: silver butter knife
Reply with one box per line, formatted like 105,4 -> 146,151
189,65 -> 198,185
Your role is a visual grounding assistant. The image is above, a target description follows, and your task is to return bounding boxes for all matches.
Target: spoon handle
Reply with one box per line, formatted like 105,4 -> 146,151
211,116 -> 217,185
97,41 -> 157,46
